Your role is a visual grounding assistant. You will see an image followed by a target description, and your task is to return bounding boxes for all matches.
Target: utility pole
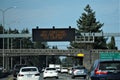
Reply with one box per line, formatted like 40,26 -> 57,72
0,6 -> 16,70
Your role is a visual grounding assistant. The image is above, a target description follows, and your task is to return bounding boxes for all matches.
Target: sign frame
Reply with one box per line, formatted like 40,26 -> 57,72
32,28 -> 75,42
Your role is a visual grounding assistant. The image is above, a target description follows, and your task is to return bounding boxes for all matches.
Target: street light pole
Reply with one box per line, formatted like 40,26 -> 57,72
20,39 -> 22,64
0,6 -> 16,70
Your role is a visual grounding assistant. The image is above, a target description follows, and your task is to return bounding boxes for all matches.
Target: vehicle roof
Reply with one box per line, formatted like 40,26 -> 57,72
92,59 -> 120,69
20,66 -> 38,69
45,67 -> 56,69
94,59 -> 120,63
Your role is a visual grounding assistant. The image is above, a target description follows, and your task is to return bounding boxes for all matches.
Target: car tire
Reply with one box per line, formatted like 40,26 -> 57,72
84,75 -> 86,79
84,76 -> 86,79
43,77 -> 46,79
56,77 -> 59,79
72,76 -> 75,79
87,76 -> 91,80
13,78 -> 16,80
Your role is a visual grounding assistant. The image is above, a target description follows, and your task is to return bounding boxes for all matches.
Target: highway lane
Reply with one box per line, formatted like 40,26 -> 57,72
0,75 -> 13,80
1,73 -> 88,80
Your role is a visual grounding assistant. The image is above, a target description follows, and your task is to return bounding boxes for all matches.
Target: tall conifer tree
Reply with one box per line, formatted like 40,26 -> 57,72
70,4 -> 107,49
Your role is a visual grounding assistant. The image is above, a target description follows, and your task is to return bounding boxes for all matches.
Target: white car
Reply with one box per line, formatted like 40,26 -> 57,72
17,67 -> 40,80
43,67 -> 58,79
60,67 -> 68,73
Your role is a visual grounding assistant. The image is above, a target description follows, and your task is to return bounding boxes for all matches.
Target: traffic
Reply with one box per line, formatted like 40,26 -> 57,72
0,73 -> 87,80
0,0 -> 120,79
0,65 -> 88,80
12,64 -> 88,80
0,52 -> 120,80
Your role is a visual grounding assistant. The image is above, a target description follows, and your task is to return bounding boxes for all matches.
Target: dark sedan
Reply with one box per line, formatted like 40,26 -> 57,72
89,59 -> 120,80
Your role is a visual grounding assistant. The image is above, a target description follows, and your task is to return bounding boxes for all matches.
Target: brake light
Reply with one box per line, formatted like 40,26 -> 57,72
95,63 -> 107,75
95,70 -> 107,75
18,74 -> 24,77
35,73 -> 40,76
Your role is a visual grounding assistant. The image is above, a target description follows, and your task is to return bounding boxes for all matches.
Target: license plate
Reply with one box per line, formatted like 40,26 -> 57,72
78,70 -> 83,74
27,74 -> 32,77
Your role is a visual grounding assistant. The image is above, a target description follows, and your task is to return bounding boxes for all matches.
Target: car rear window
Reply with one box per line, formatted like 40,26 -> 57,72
22,68 -> 37,72
99,61 -> 120,70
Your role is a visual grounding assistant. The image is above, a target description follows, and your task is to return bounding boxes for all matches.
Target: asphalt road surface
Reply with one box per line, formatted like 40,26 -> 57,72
0,73 -> 88,80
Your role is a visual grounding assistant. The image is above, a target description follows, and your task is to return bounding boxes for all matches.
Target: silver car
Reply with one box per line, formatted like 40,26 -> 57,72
71,66 -> 87,79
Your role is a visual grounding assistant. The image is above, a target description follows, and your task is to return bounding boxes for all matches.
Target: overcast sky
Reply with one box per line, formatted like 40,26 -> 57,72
0,0 -> 120,49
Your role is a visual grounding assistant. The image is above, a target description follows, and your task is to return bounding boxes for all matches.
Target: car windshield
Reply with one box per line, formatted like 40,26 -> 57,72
22,68 -> 37,72
46,68 -> 56,70
99,61 -> 120,70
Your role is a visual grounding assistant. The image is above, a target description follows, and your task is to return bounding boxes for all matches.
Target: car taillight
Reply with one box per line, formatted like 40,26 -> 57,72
73,69 -> 76,72
95,63 -> 107,75
35,73 -> 40,76
18,74 -> 24,77
95,70 -> 108,75
45,71 -> 47,73
73,69 -> 77,73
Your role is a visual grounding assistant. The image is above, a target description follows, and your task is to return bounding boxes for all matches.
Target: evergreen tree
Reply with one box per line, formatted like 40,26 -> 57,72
107,36 -> 117,49
33,41 -> 48,49
20,28 -> 33,49
77,5 -> 103,32
70,4 -> 107,49
11,29 -> 20,49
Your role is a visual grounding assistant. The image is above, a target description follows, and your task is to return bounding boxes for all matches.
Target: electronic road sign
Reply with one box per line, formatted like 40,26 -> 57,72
32,28 -> 75,41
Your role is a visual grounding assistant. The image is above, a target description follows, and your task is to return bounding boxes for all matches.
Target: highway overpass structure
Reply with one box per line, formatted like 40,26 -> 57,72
0,48 -> 120,71
0,32 -> 120,70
